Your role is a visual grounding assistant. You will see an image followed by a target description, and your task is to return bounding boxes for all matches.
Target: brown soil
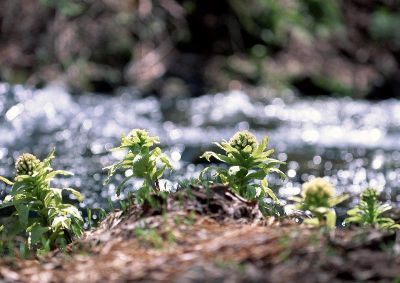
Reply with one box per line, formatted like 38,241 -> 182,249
0,186 -> 399,283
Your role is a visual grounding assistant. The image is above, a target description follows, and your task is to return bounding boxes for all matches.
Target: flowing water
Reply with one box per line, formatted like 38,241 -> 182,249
0,82 -> 399,217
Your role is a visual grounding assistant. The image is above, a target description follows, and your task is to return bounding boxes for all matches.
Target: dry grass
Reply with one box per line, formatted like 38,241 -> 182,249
0,186 -> 399,282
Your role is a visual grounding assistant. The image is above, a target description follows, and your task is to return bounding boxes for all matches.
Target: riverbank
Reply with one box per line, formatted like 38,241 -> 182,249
1,186 -> 399,283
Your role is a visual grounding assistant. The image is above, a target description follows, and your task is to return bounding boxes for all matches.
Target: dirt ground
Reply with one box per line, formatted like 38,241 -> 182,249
0,186 -> 399,283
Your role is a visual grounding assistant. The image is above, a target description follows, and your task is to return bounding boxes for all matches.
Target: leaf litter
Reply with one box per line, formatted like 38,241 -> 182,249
0,186 -> 399,283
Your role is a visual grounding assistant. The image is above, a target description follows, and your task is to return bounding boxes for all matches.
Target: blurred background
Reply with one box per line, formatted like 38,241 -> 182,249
0,0 -> 400,217
1,0 -> 400,98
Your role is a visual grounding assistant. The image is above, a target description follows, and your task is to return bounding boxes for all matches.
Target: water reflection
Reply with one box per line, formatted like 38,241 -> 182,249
0,82 -> 399,213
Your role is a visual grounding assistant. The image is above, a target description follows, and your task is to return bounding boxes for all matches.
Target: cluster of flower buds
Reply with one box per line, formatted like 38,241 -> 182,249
15,153 -> 41,176
360,188 -> 379,203
302,177 -> 335,201
229,131 -> 259,152
127,129 -> 160,148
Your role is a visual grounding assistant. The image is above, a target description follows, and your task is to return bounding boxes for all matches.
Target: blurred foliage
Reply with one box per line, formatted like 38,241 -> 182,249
103,129 -> 172,203
370,9 -> 400,48
1,0 -> 399,97
289,178 -> 348,229
229,0 -> 342,47
344,188 -> 400,230
200,130 -> 286,217
39,0 -> 86,17
0,150 -> 84,254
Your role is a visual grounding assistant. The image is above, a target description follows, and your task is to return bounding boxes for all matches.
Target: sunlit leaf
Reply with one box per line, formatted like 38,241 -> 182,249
63,188 -> 84,202
326,209 -> 337,229
0,176 -> 13,186
328,194 -> 349,207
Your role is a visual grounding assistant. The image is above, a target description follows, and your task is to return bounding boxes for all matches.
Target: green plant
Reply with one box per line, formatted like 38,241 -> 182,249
200,130 -> 285,204
344,188 -> 400,230
0,234 -> 52,258
370,9 -> 400,47
229,0 -> 342,47
134,227 -> 165,249
39,0 -> 86,17
85,208 -> 107,230
177,177 -> 202,190
289,178 -> 348,229
119,192 -> 135,214
0,151 -> 84,251
104,129 -> 173,204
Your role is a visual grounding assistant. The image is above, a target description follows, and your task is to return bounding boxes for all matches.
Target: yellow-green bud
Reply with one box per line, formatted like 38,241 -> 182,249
302,178 -> 335,201
15,153 -> 40,176
229,131 -> 258,152
361,188 -> 379,203
127,129 -> 159,147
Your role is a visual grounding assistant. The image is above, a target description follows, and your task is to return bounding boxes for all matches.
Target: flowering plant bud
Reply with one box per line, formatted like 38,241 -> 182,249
15,153 -> 41,176
229,131 -> 258,153
200,130 -> 285,216
302,178 -> 335,206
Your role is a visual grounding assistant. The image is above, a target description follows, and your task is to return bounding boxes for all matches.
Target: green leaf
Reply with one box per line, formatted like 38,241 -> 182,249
46,170 -> 73,180
261,179 -> 280,203
116,176 -> 134,196
262,159 -> 285,168
243,145 -> 253,153
326,209 -> 337,229
288,196 -> 304,203
51,216 -> 71,231
254,137 -> 268,156
160,155 -> 173,169
44,188 -> 62,207
216,141 -> 236,153
131,154 -> 152,178
11,180 -> 29,195
0,201 -> 14,209
304,218 -> 320,226
199,166 -> 225,182
259,149 -> 275,159
264,187 -> 280,203
268,167 -> 286,180
28,224 -> 50,247
43,149 -> 56,167
328,194 -> 349,207
60,205 -> 82,221
0,176 -> 13,186
15,204 -> 31,226
151,147 -> 162,157
245,170 -> 267,181
63,188 -> 84,202
346,207 -> 360,216
377,203 -> 392,214
229,151 -> 247,166
200,151 -> 233,164
343,216 -> 361,225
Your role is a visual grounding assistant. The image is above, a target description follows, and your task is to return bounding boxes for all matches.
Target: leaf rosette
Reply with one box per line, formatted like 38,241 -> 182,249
344,188 -> 400,230
200,131 -> 286,211
289,178 -> 348,229
104,129 -> 172,202
0,150 -> 84,250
